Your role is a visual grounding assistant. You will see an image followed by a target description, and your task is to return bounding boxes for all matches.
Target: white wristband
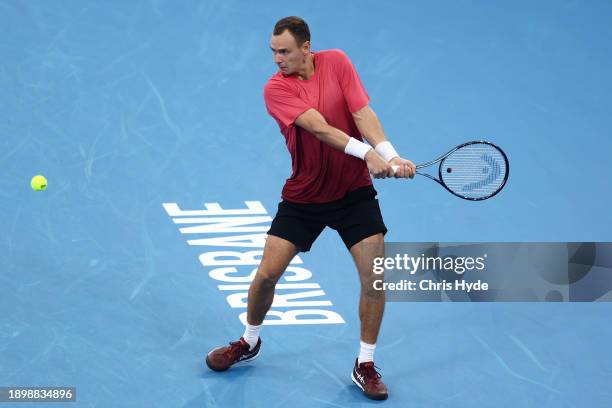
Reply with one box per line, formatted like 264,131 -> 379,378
375,141 -> 399,162
344,137 -> 372,160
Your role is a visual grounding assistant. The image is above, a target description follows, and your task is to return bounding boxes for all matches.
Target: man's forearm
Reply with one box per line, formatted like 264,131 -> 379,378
312,124 -> 355,152
295,108 -> 373,158
307,115 -> 395,177
352,105 -> 388,147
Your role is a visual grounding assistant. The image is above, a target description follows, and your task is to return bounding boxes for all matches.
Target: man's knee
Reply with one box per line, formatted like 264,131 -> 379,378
360,274 -> 385,299
253,267 -> 283,289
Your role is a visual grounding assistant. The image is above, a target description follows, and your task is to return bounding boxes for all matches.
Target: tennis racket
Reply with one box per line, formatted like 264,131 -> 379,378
392,141 -> 509,201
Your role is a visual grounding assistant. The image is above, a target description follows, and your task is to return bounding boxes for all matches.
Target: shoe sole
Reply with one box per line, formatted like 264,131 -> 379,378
351,370 -> 388,401
205,349 -> 261,372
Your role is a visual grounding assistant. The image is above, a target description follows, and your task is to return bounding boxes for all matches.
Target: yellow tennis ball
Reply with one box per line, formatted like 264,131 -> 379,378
31,175 -> 48,191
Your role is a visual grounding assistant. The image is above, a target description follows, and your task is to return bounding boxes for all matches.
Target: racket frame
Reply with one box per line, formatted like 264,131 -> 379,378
415,140 -> 509,201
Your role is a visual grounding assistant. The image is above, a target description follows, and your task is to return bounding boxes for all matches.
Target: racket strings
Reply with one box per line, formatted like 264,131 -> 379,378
441,144 -> 507,199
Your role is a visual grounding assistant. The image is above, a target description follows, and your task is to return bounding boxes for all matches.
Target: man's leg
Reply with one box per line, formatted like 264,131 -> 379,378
348,232 -> 389,400
349,233 -> 385,345
247,234 -> 299,325
206,234 -> 298,372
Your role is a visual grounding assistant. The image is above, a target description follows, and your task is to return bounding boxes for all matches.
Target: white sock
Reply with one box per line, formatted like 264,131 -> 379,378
242,323 -> 261,350
358,340 -> 376,364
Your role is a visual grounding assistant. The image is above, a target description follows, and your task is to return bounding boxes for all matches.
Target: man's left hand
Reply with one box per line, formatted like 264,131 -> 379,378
389,157 -> 416,179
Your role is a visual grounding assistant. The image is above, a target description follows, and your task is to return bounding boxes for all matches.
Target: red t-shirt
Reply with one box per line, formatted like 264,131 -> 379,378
264,49 -> 373,204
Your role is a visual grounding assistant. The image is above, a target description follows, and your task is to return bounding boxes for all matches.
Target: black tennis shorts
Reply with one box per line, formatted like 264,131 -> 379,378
267,185 -> 388,252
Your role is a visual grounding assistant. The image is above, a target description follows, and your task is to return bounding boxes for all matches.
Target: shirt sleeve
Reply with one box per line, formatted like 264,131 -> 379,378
264,81 -> 311,128
334,50 -> 370,113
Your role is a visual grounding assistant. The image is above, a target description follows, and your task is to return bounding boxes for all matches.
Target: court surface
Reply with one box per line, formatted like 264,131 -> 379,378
1,1 -> 612,407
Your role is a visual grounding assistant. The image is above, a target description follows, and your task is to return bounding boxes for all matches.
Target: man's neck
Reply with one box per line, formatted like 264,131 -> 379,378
296,53 -> 315,80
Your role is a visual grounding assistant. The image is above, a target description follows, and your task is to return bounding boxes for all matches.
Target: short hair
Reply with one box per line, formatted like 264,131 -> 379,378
273,16 -> 310,46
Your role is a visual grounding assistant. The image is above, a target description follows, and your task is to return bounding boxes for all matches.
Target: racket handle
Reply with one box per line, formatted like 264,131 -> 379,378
391,165 -> 399,173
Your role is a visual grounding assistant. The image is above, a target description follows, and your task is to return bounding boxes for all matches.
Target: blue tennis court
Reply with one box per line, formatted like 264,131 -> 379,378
1,1 -> 612,407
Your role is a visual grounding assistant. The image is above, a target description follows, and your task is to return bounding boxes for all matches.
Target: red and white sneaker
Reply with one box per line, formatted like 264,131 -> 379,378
351,359 -> 389,400
205,337 -> 261,372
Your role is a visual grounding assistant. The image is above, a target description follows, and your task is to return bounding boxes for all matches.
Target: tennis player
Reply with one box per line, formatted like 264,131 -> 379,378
206,16 -> 415,401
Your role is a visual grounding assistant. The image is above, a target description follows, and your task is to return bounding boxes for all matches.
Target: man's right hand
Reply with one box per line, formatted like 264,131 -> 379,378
365,149 -> 395,179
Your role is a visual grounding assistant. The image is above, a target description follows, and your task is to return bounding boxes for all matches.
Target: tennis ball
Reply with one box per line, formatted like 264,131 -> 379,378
31,175 -> 48,191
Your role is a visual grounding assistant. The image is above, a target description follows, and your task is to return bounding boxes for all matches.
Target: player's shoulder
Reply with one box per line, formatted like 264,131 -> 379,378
264,71 -> 289,90
265,70 -> 285,84
264,72 -> 295,99
317,48 -> 351,62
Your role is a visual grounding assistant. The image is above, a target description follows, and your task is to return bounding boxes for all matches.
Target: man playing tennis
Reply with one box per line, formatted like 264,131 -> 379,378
206,16 -> 415,401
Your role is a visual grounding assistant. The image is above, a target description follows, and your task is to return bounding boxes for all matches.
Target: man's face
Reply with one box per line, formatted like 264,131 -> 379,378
270,30 -> 309,75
